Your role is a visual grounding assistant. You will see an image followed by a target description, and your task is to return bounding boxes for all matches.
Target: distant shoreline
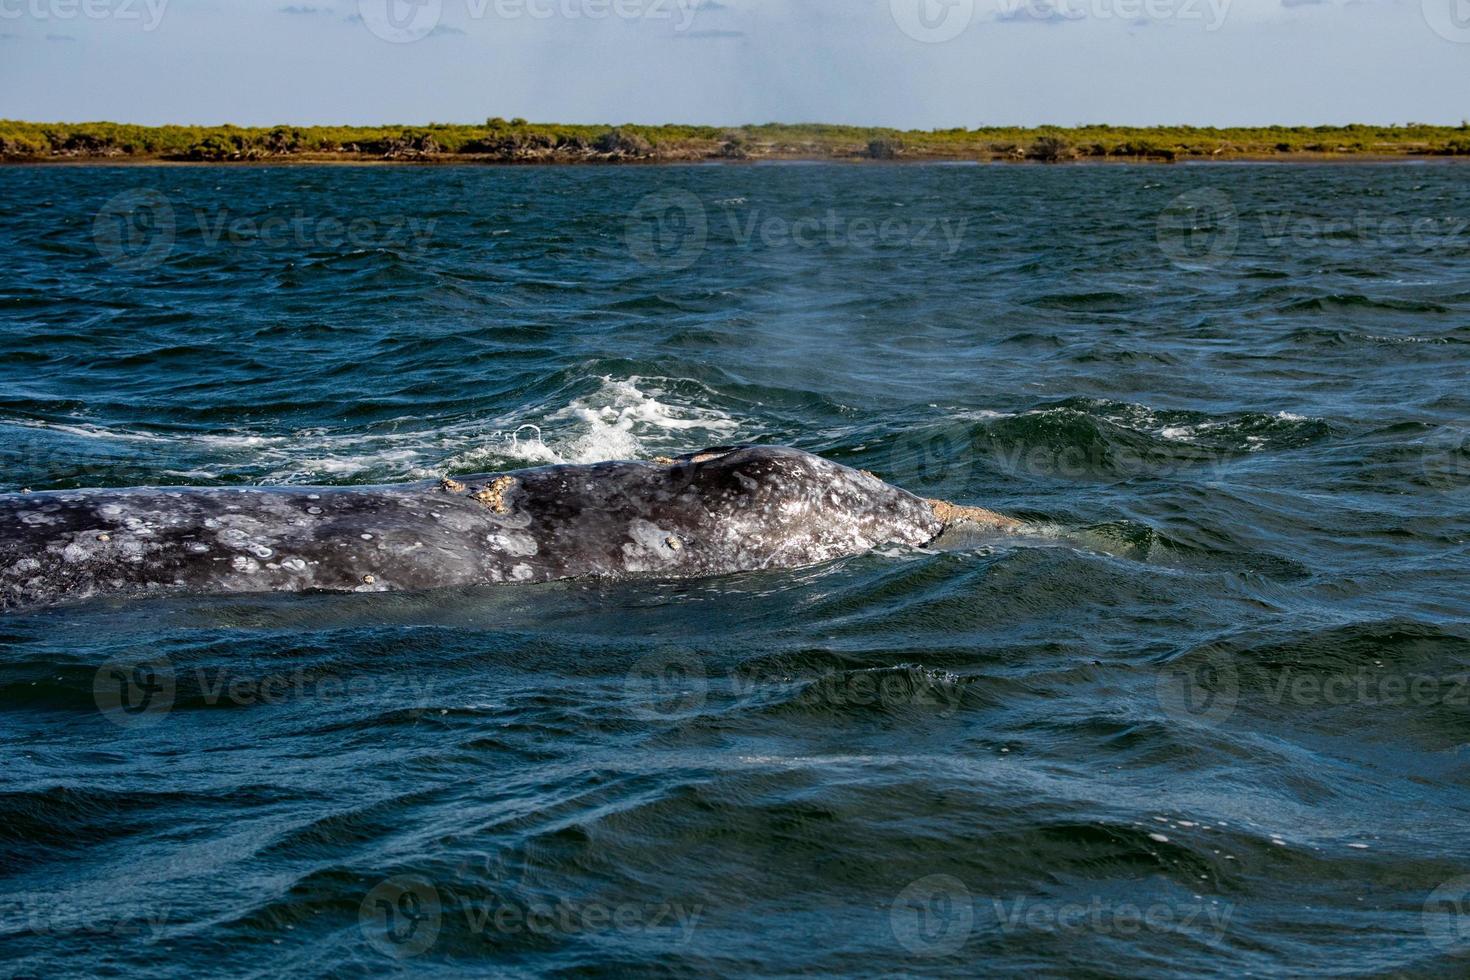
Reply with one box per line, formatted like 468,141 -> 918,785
6,154 -> 1467,167
4,120 -> 1469,166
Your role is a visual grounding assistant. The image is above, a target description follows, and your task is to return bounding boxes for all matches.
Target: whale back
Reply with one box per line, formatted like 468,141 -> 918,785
0,446 -> 943,610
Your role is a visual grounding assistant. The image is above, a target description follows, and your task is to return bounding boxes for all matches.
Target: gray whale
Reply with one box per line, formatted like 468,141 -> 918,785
0,445 -> 1016,612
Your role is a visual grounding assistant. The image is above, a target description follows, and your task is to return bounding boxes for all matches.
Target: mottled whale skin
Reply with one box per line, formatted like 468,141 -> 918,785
0,446 -> 984,612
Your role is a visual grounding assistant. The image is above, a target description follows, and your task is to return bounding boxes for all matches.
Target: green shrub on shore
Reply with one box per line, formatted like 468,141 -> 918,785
865,137 -> 902,160
186,134 -> 243,160
592,128 -> 654,157
1112,138 -> 1175,160
1026,135 -> 1075,162
3,119 -> 1469,162
719,130 -> 752,159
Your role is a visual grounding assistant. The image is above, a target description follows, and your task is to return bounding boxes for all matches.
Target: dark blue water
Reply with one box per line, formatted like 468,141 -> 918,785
2,163 -> 1469,977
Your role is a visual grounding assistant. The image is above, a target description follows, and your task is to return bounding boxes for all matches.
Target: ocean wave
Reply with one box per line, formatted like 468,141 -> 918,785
0,376 -> 747,488
869,399 -> 1334,499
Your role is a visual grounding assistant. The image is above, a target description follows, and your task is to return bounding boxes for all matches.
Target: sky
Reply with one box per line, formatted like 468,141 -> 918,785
0,0 -> 1466,126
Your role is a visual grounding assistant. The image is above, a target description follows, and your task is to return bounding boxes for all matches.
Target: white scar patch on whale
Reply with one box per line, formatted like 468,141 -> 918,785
487,531 -> 538,557
621,518 -> 684,573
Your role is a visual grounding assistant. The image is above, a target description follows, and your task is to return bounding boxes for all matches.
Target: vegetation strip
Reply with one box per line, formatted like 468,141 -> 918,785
5,119 -> 1470,163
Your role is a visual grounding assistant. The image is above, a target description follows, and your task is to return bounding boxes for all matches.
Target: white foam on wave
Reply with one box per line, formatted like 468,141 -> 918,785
1157,420 -> 1231,443
4,376 -> 745,486
1055,401 -> 1321,450
945,408 -> 1014,422
444,377 -> 741,471
8,419 -> 170,444
552,376 -> 739,463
